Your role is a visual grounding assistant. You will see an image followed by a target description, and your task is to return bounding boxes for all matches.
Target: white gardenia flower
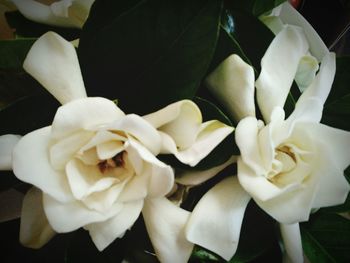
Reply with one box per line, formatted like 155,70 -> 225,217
206,23 -> 350,263
11,0 -> 94,28
0,31 -> 234,260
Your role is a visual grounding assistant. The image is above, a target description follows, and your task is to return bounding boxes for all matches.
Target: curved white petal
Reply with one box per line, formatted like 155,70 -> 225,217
235,117 -> 265,175
295,55 -> 319,92
174,120 -> 234,167
280,223 -> 303,263
176,156 -> 237,186
107,114 -> 162,155
12,127 -> 73,203
127,139 -> 174,198
143,100 -> 201,149
43,193 -> 123,233
12,0 -> 83,28
185,176 -> 251,261
0,134 -> 21,170
277,2 -> 328,61
302,123 -> 350,208
20,188 -> 55,249
260,15 -> 284,35
86,200 -> 143,251
143,197 -> 193,263
296,52 -> 336,110
256,25 -> 309,122
23,32 -> 86,105
206,54 -> 256,122
51,97 -> 124,139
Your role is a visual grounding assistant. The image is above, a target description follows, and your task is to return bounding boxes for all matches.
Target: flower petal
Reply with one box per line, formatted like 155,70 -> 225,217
206,54 -> 256,122
0,134 -> 21,170
23,31 -> 87,104
143,100 -> 201,149
185,176 -> 251,261
296,52 -> 336,110
143,197 -> 193,263
106,114 -> 162,155
20,187 -> 55,248
13,127 -> 73,203
12,0 -> 83,28
51,97 -> 124,139
277,2 -> 328,60
295,55 -> 319,92
280,223 -> 303,263
174,120 -> 234,167
256,25 -> 309,122
86,200 -> 143,251
176,156 -> 237,186
43,193 -> 123,232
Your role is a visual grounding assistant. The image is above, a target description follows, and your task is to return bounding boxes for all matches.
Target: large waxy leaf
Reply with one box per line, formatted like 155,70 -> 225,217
5,11 -> 80,40
322,56 -> 350,131
227,0 -> 287,17
301,213 -> 350,263
0,39 -> 35,70
78,0 -> 223,114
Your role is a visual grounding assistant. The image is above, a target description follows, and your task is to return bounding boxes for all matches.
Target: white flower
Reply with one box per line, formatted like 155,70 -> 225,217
0,31 -> 234,259
206,22 -> 350,263
11,0 -> 94,28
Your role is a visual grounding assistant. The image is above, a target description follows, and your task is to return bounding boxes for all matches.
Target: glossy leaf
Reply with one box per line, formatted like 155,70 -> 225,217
78,0 -> 223,114
0,39 -> 35,69
322,56 -> 350,131
227,0 -> 287,17
301,213 -> 350,263
5,11 -> 80,40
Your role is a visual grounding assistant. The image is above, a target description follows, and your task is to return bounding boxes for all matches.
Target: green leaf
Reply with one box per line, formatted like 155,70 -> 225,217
301,213 -> 350,263
5,11 -> 80,40
227,0 -> 287,17
78,0 -> 223,114
322,56 -> 350,131
0,39 -> 35,70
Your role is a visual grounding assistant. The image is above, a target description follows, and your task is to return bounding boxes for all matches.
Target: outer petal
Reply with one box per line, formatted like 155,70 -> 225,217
20,187 -> 55,248
295,55 -> 319,92
43,193 -> 123,232
277,2 -> 328,60
256,25 -> 309,122
173,120 -> 233,167
206,54 -> 256,122
302,123 -> 350,208
23,31 -> 87,105
12,127 -> 73,203
51,97 -> 124,139
143,197 -> 193,263
11,0 -> 83,28
280,223 -> 303,263
86,200 -> 143,251
143,100 -> 201,149
296,52 -> 336,110
185,176 -> 251,261
0,134 -> 21,170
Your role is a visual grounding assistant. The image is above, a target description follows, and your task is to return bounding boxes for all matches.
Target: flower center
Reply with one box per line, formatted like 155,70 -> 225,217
267,145 -> 297,183
98,151 -> 125,174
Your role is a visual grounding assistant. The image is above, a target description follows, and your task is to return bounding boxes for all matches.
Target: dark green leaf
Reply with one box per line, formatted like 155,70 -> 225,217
79,0 -> 223,114
5,11 -> 80,40
301,213 -> 350,263
0,92 -> 59,135
322,56 -> 350,131
190,246 -> 221,262
227,0 -> 287,17
0,39 -> 35,70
